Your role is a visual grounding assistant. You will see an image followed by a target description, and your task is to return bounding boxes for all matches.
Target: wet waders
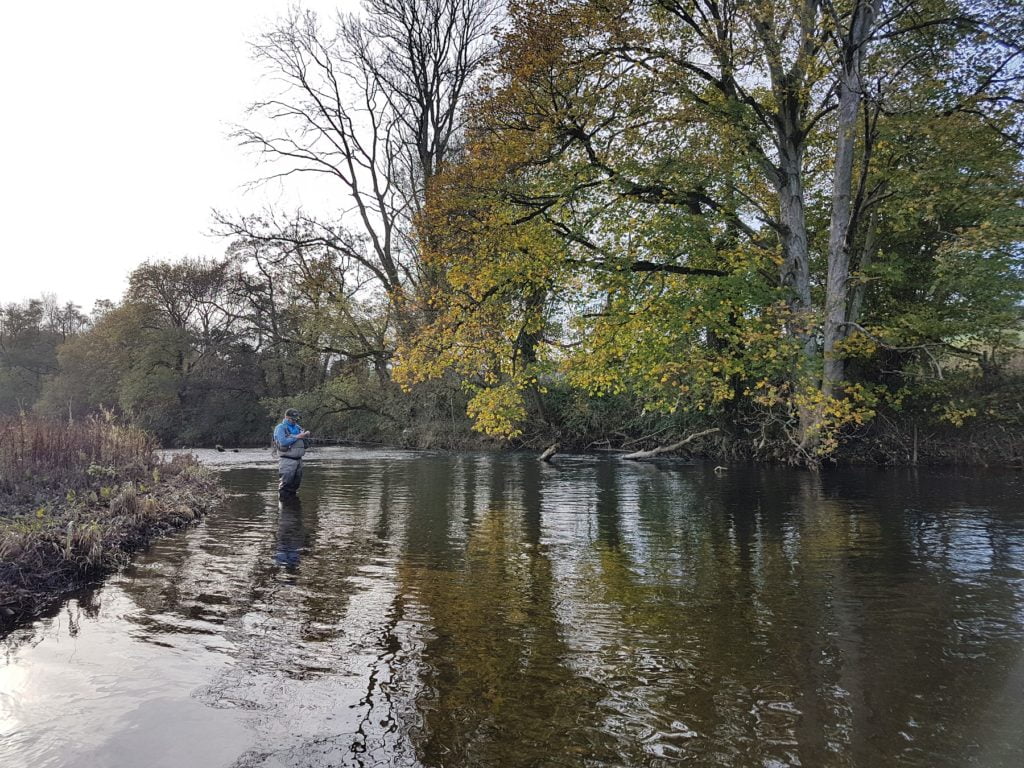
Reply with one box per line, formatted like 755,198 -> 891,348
278,455 -> 303,498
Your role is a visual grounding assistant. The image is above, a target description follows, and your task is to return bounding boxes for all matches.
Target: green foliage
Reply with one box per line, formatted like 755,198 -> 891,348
38,259 -> 269,446
397,0 -> 1024,461
0,296 -> 88,415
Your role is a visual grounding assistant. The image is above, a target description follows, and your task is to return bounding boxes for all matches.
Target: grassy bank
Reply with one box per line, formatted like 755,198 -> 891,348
0,417 -> 222,624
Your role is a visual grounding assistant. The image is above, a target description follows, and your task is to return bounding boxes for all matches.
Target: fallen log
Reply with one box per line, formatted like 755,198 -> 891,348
622,428 -> 719,460
539,443 -> 559,462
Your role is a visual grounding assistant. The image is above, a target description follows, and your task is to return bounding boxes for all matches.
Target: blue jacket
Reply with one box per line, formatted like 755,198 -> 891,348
274,420 -> 303,448
274,421 -> 306,459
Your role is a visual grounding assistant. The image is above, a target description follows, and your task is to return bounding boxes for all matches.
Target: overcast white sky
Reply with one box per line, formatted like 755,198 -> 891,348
0,0 -> 358,311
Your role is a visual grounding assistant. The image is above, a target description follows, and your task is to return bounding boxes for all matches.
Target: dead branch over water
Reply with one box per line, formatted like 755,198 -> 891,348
622,428 -> 721,461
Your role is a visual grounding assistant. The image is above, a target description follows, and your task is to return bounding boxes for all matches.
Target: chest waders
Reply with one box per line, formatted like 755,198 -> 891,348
276,437 -> 306,497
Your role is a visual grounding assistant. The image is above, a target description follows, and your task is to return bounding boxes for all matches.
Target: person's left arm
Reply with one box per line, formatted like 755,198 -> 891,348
274,423 -> 297,447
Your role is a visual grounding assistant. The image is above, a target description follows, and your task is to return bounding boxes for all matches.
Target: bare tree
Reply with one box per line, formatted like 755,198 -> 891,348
229,0 -> 501,315
226,222 -> 395,388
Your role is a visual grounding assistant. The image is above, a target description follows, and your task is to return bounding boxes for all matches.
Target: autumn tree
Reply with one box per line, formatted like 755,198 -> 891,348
37,302 -> 147,421
0,297 -> 87,415
38,259 -> 268,445
227,231 -> 402,432
400,0 -> 1024,461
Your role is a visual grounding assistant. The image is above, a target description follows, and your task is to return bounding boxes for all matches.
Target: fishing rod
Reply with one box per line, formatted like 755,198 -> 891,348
302,435 -> 397,448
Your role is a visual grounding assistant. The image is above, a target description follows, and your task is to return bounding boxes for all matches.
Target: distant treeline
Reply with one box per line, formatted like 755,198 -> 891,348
3,0 -> 1022,465
0,260 -> 404,448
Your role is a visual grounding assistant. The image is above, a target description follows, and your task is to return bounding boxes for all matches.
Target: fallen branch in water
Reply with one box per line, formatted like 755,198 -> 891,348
539,443 -> 559,462
622,428 -> 720,460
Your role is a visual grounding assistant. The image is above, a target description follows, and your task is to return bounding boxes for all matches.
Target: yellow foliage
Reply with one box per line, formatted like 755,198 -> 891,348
936,402 -> 977,427
792,383 -> 879,457
465,384 -> 528,438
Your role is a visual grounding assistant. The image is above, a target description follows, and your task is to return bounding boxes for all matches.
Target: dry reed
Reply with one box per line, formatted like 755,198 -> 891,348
0,416 -> 221,624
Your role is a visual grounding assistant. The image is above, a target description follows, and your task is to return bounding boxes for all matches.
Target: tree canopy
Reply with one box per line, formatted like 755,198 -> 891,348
398,0 -> 1024,462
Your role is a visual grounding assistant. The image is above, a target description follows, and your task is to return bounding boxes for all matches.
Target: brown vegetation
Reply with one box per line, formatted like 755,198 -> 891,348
0,416 -> 222,625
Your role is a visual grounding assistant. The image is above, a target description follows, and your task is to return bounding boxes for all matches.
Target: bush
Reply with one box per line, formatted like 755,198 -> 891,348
0,415 -> 158,509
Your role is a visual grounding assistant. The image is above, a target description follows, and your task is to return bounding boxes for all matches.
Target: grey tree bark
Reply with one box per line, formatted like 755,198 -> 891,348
822,0 -> 883,399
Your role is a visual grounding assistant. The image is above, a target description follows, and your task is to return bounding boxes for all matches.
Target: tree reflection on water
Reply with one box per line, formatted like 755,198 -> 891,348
2,457 -> 1022,768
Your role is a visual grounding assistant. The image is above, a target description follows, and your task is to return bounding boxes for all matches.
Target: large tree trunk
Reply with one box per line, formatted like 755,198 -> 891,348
822,0 -> 880,399
821,72 -> 860,399
846,206 -> 880,336
778,143 -> 815,361
777,139 -> 820,451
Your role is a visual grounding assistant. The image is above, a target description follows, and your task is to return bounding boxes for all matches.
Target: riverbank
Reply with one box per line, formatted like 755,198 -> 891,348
371,419 -> 1024,468
192,425 -> 1024,469
0,417 -> 222,624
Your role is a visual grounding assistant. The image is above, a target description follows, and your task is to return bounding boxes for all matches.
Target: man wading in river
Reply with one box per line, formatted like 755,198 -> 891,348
274,408 -> 311,499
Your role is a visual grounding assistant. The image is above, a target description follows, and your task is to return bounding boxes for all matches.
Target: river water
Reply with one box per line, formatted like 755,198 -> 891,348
2,449 -> 1023,767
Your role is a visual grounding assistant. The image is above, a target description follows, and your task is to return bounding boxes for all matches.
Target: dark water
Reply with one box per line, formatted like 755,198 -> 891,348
2,449 -> 1023,768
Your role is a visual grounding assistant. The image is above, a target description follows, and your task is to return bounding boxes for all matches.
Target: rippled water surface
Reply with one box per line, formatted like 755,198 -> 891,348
3,449 -> 1023,767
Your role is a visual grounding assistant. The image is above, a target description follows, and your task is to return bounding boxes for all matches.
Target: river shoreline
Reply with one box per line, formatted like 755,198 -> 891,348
173,433 -> 1024,469
0,460 -> 221,627
0,419 -> 224,628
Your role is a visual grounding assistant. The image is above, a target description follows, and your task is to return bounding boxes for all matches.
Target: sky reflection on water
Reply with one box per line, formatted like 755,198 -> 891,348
2,452 -> 1023,767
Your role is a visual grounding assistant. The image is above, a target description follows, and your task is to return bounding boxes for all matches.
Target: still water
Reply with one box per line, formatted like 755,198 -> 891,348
2,449 -> 1023,767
